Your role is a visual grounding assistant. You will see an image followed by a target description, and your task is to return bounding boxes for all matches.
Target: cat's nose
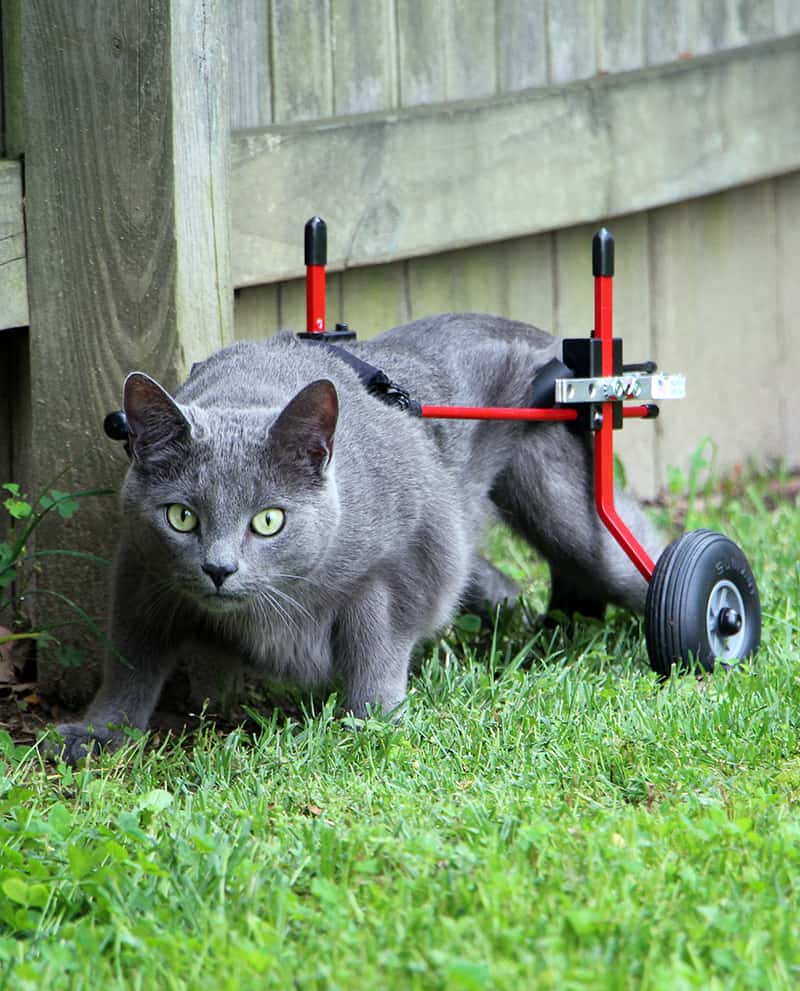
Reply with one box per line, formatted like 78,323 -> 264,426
202,562 -> 238,589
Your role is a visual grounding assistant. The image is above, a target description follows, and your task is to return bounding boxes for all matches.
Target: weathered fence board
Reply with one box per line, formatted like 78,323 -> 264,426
0,159 -> 27,330
331,0 -> 397,115
228,0 -> 272,129
231,36 -> 800,288
547,0 -> 597,84
272,0 -> 333,123
649,184 -> 783,483
495,0 -> 548,92
23,0 -> 233,703
396,0 -> 447,106
598,0 -> 644,74
776,171 -> 800,459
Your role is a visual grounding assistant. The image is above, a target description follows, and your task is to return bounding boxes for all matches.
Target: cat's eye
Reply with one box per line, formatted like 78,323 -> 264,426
250,508 -> 285,537
166,503 -> 199,533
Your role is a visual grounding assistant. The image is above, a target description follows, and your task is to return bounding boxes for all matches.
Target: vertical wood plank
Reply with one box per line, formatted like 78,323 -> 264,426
331,0 -> 396,114
1,0 -> 24,157
775,171 -> 800,465
554,215 -> 656,497
495,0 -> 548,92
396,0 -> 447,106
407,243 -> 508,320
645,0 -> 691,65
0,160 -> 27,329
340,262 -> 409,338
649,185 -> 782,488
228,0 -> 272,130
23,0 -> 233,703
547,0 -> 597,85
502,232 -> 555,331
774,0 -> 800,34
271,0 -> 333,123
692,0 -> 774,55
597,0 -> 644,74
234,283 -> 280,340
444,1 -> 496,100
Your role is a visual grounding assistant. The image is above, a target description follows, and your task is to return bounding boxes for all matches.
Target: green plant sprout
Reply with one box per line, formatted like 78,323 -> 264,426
0,482 -> 113,660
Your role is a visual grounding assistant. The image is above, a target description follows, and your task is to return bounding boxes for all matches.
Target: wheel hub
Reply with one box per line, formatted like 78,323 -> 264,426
706,580 -> 746,660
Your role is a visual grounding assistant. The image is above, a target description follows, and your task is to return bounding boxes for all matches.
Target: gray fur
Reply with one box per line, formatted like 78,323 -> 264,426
55,314 -> 662,763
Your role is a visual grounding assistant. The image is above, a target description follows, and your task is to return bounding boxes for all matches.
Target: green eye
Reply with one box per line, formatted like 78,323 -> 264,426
251,508 -> 285,537
166,503 -> 199,533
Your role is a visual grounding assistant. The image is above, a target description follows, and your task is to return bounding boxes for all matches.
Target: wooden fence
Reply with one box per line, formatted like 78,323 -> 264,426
1,1 -> 799,702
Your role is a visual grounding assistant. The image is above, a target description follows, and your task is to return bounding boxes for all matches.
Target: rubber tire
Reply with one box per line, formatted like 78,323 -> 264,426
644,529 -> 761,678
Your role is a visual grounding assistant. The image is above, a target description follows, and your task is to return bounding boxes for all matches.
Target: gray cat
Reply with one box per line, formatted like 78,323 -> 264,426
55,314 -> 661,763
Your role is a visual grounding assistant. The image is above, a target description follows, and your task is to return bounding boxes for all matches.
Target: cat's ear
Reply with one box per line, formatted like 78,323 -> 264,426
123,372 -> 191,466
269,379 -> 338,476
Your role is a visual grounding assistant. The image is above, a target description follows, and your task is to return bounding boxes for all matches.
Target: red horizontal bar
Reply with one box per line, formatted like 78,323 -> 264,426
420,405 -> 578,422
622,405 -> 651,419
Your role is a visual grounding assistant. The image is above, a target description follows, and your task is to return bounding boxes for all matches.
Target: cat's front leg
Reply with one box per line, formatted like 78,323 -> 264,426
334,583 -> 413,719
54,620 -> 177,764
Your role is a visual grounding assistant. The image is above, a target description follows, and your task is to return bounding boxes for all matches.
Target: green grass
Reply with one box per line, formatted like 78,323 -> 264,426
1,480 -> 799,989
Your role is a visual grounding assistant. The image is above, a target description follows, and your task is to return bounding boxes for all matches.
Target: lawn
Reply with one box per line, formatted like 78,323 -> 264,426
1,474 -> 799,989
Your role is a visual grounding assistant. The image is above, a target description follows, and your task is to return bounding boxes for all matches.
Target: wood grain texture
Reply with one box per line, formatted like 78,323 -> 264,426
774,0 -> 800,33
229,0 -> 272,130
691,0 -> 775,55
0,159 -> 27,330
1,0 -> 24,158
331,0 -> 397,114
502,232 -> 554,332
775,171 -> 800,465
396,0 -> 447,106
407,242 -> 509,320
645,0 -> 691,65
271,0 -> 333,122
234,283 -> 280,340
340,261 -> 409,338
649,184 -> 782,486
547,0 -> 597,84
445,1 -> 496,100
597,0 -> 644,74
231,36 -> 800,287
23,0 -> 233,703
495,0 -> 548,92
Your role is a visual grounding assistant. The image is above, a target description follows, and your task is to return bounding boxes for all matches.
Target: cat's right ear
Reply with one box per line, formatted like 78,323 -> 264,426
123,372 -> 191,466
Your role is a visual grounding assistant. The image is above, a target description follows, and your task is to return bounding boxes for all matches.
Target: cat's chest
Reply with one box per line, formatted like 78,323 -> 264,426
228,608 -> 335,687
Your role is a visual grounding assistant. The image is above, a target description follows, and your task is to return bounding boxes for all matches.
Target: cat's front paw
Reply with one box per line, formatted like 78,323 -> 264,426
50,722 -> 121,765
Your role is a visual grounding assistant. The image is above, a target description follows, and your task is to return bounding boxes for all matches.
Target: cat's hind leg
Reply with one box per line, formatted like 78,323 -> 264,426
491,425 -> 662,618
461,554 -> 520,617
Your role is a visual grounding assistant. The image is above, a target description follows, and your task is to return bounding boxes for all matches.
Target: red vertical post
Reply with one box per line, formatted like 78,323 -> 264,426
305,216 -> 327,333
592,229 -> 656,582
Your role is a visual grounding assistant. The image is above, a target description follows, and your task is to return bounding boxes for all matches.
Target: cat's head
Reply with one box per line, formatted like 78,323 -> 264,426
120,372 -> 341,613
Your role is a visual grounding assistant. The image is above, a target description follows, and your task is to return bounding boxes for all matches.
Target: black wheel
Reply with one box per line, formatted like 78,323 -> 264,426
644,529 -> 761,677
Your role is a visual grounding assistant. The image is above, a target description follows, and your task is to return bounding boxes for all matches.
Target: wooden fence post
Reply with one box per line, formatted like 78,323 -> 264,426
22,0 -> 233,705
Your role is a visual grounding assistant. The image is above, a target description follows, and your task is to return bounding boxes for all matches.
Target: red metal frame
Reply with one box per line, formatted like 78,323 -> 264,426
304,221 -> 658,583
306,264 -> 326,333
420,405 -> 577,422
592,274 -> 655,581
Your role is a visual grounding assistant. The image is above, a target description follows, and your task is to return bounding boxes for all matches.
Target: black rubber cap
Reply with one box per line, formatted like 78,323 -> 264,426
592,227 -> 614,277
104,410 -> 129,440
305,216 -> 327,265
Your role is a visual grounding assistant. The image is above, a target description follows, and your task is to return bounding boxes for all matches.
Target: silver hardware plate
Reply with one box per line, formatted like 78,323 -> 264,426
554,373 -> 686,404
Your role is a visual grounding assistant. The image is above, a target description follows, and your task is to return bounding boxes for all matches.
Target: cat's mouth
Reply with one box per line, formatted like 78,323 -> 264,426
197,590 -> 249,613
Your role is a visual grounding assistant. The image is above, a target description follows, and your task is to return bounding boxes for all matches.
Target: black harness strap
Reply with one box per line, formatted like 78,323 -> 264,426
301,338 -> 422,416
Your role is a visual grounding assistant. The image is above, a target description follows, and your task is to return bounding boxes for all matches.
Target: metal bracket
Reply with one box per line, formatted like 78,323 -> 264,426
554,373 -> 686,404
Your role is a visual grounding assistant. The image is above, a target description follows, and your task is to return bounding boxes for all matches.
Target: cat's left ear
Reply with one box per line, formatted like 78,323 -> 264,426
269,379 -> 338,476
